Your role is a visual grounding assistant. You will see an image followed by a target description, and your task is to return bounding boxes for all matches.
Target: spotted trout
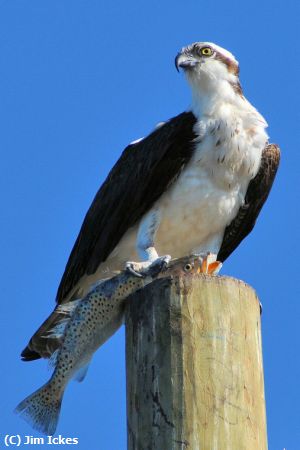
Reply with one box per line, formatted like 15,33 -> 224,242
15,255 -> 217,435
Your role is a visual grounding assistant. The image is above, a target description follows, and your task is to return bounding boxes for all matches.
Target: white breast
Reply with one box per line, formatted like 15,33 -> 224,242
76,107 -> 268,297
153,109 -> 268,257
107,108 -> 268,268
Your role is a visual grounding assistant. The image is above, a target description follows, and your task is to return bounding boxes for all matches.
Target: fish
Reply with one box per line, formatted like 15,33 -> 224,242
15,254 -> 221,435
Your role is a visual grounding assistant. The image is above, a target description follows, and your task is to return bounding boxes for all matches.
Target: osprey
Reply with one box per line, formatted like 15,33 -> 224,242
22,42 -> 280,361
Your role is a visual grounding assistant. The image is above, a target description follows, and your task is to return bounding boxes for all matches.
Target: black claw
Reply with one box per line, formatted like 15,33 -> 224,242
145,258 -> 170,277
126,266 -> 143,278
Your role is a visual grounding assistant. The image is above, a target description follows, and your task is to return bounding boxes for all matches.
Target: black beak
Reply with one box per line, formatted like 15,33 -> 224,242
175,52 -> 198,72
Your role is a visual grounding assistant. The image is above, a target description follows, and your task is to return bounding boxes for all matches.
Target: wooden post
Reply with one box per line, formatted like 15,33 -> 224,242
125,274 -> 268,450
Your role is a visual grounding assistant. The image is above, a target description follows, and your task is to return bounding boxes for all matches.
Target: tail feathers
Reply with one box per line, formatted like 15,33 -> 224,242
15,382 -> 62,436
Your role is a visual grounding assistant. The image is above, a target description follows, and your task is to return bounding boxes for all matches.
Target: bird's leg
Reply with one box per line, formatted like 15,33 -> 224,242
194,252 -> 222,275
125,256 -> 170,279
126,209 -> 171,277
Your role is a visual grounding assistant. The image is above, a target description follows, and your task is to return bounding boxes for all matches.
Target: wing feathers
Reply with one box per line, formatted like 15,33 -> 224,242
21,111 -> 197,362
56,112 -> 197,304
218,144 -> 280,262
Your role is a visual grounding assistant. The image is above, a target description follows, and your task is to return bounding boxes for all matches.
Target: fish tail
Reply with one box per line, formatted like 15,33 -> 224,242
15,381 -> 63,435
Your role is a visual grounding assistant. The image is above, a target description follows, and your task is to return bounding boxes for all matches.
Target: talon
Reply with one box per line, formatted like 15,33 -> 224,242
125,255 -> 171,278
125,265 -> 144,277
141,255 -> 171,277
125,260 -> 151,277
149,255 -> 171,273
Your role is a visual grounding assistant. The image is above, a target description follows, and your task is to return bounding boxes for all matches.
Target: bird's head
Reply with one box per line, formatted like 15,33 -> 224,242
175,42 -> 242,108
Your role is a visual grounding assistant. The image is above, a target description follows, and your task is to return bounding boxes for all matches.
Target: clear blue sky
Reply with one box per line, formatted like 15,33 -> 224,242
1,1 -> 299,448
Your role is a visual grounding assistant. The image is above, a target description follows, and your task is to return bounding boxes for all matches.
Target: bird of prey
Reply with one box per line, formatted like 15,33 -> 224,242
21,42 -> 280,362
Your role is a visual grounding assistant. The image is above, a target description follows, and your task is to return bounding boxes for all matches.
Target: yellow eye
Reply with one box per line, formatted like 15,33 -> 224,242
201,47 -> 213,57
184,263 -> 193,272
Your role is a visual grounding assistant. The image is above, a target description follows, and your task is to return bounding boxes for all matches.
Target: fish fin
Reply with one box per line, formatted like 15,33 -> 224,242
56,299 -> 81,315
73,361 -> 91,383
15,382 -> 62,436
48,349 -> 59,369
42,319 -> 69,340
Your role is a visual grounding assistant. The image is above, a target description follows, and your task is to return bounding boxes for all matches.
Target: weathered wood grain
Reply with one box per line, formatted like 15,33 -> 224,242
125,275 -> 267,450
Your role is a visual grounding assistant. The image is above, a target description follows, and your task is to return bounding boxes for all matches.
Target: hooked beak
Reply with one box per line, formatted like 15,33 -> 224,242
175,52 -> 199,72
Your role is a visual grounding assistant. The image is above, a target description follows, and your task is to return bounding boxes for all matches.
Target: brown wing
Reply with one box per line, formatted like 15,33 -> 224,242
56,111 -> 197,303
218,144 -> 280,262
21,111 -> 197,361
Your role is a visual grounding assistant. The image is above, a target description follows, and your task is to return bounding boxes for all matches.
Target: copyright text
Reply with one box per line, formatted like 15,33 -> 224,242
4,435 -> 79,446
